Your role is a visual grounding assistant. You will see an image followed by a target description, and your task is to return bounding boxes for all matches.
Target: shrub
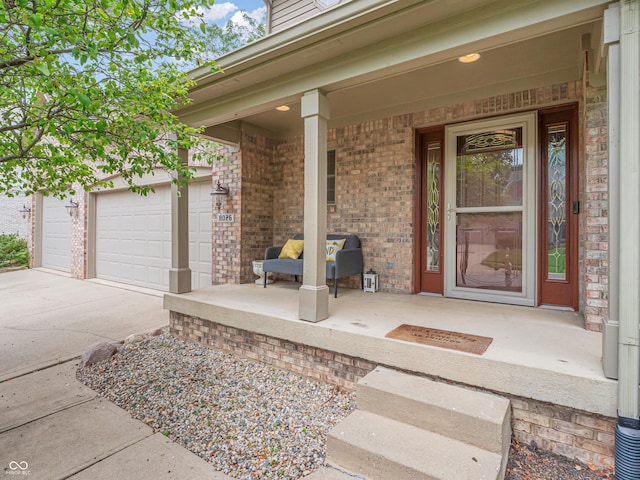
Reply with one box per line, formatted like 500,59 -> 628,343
0,233 -> 30,269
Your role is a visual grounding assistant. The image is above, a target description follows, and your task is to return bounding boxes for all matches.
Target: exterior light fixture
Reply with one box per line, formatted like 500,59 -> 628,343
211,180 -> 229,210
64,200 -> 79,217
18,204 -> 31,220
275,105 -> 290,112
458,53 -> 480,63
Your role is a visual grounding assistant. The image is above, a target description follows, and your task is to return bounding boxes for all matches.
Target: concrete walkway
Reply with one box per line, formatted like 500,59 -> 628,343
0,269 -> 228,479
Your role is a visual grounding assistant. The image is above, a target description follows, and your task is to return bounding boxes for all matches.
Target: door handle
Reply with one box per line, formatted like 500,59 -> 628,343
446,203 -> 456,220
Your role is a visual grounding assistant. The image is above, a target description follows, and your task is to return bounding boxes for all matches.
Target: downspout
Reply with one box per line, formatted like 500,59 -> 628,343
263,0 -> 272,35
615,1 -> 640,479
603,3 -> 620,381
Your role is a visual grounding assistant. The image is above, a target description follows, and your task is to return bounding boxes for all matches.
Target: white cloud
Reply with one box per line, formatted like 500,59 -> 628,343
229,7 -> 266,28
201,2 -> 239,22
180,2 -> 238,26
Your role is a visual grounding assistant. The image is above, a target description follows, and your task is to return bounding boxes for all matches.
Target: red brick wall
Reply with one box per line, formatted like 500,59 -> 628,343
211,146 -> 242,285
329,117 -> 415,292
170,311 -> 377,390
512,397 -> 615,469
272,135 -> 305,243
582,85 -> 609,331
239,132 -> 277,283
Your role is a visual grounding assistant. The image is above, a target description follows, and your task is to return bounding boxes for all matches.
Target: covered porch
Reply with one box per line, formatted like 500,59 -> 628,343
165,284 -> 615,420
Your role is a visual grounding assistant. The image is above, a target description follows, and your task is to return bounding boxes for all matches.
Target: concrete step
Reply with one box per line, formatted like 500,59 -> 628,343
328,410 -> 503,480
357,367 -> 510,455
305,466 -> 367,479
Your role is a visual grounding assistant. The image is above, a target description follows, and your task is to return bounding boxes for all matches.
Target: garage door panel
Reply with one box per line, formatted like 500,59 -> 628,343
96,181 -> 211,291
189,182 -> 212,289
42,196 -> 72,272
96,186 -> 171,290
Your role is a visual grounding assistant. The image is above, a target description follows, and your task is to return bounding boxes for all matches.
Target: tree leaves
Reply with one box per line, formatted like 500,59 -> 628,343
0,0 -> 224,196
35,63 -> 50,76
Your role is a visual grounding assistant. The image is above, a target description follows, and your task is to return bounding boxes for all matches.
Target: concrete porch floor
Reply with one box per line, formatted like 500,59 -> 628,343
164,283 -> 617,419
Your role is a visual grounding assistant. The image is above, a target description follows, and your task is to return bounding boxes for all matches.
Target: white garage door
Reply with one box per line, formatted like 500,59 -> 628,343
42,196 -> 72,272
95,182 -> 211,291
189,182 -> 212,289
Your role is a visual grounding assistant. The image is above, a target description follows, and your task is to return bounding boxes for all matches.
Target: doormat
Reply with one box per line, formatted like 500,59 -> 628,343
385,324 -> 493,355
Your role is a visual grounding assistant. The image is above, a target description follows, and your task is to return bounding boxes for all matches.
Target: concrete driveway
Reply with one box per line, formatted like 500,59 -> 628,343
0,269 -> 228,479
0,269 -> 167,381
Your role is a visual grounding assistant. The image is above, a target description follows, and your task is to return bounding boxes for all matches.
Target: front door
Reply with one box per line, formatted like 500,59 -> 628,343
417,110 -> 578,309
444,113 -> 537,306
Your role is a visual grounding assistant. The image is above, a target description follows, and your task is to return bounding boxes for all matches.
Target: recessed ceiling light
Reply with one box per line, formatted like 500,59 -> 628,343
458,53 -> 481,63
276,105 -> 290,112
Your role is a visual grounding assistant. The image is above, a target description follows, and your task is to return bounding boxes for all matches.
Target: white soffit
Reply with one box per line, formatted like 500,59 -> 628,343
177,0 -> 609,130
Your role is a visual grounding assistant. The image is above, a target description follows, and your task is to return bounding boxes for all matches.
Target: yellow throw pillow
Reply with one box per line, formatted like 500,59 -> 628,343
326,238 -> 346,262
279,239 -> 304,259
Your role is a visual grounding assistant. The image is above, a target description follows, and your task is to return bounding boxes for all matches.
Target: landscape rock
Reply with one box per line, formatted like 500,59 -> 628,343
124,327 -> 165,344
124,332 -> 150,344
80,341 -> 118,368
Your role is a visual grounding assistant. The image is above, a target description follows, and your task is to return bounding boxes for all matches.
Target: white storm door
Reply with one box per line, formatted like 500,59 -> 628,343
444,113 -> 536,306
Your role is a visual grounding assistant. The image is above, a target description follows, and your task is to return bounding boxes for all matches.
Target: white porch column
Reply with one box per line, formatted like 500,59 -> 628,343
299,90 -> 329,322
603,3 -> 621,380
169,146 -> 192,293
617,0 -> 640,424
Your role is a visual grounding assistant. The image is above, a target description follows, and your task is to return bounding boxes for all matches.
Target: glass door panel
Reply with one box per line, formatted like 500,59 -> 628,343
445,114 -> 536,306
456,212 -> 522,292
456,129 -> 523,208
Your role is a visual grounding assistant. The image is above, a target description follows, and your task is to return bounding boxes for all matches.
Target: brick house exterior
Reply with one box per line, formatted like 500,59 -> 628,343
208,80 -> 609,331
27,0 -> 640,471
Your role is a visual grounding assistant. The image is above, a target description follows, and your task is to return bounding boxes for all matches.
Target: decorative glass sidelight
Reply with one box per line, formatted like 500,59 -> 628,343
547,125 -> 567,281
426,142 -> 441,271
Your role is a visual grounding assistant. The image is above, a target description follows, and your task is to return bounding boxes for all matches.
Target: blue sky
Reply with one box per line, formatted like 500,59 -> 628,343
199,1 -> 267,26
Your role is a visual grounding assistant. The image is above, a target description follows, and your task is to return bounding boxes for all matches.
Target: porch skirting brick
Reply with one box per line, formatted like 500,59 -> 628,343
169,311 -> 377,390
169,311 -> 615,469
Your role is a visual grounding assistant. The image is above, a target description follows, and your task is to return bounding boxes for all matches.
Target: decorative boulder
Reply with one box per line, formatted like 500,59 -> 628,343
124,326 -> 165,345
80,341 -> 118,368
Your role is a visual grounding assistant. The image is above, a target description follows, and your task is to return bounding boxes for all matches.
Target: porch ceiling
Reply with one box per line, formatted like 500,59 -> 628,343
242,24 -> 595,136
177,0 -> 608,142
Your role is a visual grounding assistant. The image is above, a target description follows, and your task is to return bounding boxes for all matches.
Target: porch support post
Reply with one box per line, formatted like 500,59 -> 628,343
603,2 -> 621,380
169,146 -> 192,294
299,89 -> 329,322
615,2 -> 640,475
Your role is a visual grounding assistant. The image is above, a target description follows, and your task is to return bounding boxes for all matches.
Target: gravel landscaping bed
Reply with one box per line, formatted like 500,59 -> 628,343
77,334 -> 355,479
77,334 -> 614,480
